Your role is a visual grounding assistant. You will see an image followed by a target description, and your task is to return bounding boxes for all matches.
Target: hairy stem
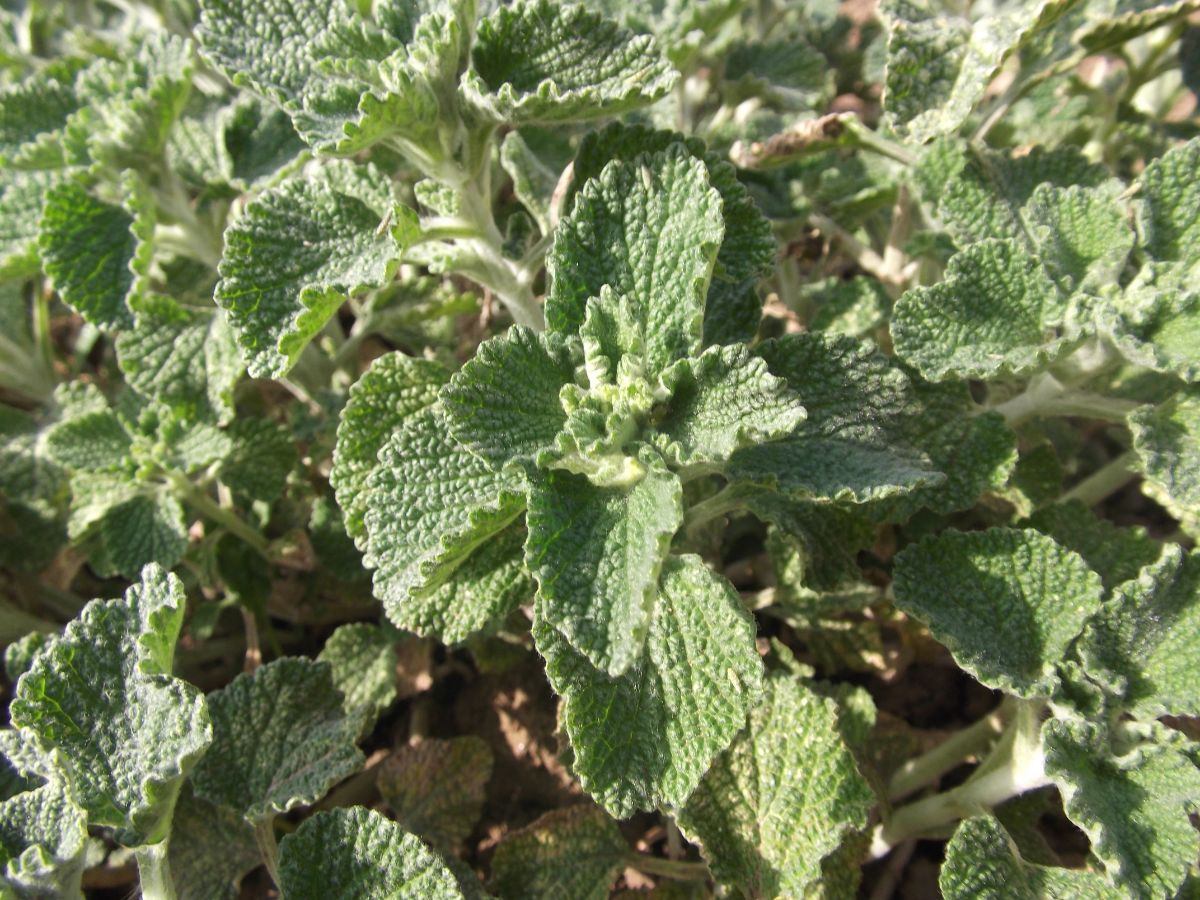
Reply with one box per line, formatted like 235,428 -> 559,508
626,854 -> 711,882
134,840 -> 177,900
887,698 -> 1014,802
1061,451 -> 1138,506
254,816 -> 282,888
167,472 -> 269,556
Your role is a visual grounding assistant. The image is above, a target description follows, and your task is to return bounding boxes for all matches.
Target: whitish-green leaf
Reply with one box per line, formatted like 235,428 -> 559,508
1044,719 -> 1200,899
491,804 -> 628,900
168,787 -> 259,900
190,657 -> 363,822
9,565 -> 211,846
882,0 -> 1062,143
0,169 -> 65,279
38,182 -> 151,331
462,0 -> 676,125
1130,388 -> 1200,532
546,145 -> 723,377
654,344 -> 804,469
4,633 -> 50,684
45,410 -> 132,472
392,524 -> 532,644
571,123 -> 778,346
892,239 -> 1073,381
1138,136 -> 1200,265
677,676 -> 873,898
807,276 -> 890,338
0,60 -> 84,169
116,298 -> 241,423
525,456 -> 682,677
95,490 -> 190,579
217,418 -> 296,504
215,160 -> 409,377
1023,182 -> 1134,293
1102,262 -> 1200,383
443,327 -> 576,471
0,733 -> 87,899
500,131 -> 562,233
1078,546 -> 1200,718
277,807 -> 465,900
535,554 -> 763,817
892,528 -> 1104,697
332,353 -> 448,548
940,816 -> 1123,900
378,737 -> 492,852
729,333 -> 941,503
365,404 -> 525,621
1025,501 -> 1161,591
318,623 -> 398,737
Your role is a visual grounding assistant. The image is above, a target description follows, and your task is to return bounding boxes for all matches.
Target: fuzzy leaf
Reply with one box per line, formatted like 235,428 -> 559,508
9,565 -> 211,846
378,737 -> 492,852
892,239 -> 1073,381
892,528 -> 1104,697
190,657 -> 363,822
45,410 -> 132,472
215,160 -> 410,377
729,333 -> 941,503
535,554 -> 763,817
318,623 -> 399,737
332,353 -> 448,548
277,807 -> 465,900
654,344 -> 805,468
939,816 -> 1123,899
1044,719 -> 1200,899
217,419 -> 296,504
1138,136 -> 1200,265
1130,388 -> 1200,532
491,805 -> 628,900
364,405 -> 525,617
443,327 -> 576,470
525,457 -> 682,677
546,145 -> 723,377
0,61 -> 84,169
463,0 -> 676,125
0,169 -> 64,279
677,676 -> 873,898
499,130 -> 562,233
95,491 -> 190,579
168,788 -> 259,900
1078,546 -> 1200,718
1022,181 -> 1134,294
1025,501 -> 1161,591
1102,262 -> 1200,383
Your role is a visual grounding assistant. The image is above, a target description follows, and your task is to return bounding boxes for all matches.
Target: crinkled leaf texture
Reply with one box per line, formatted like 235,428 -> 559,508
677,676 -> 874,898
1130,387 -> 1200,533
535,554 -> 763,817
940,816 -> 1123,899
463,0 -> 677,125
318,623 -> 399,738
167,786 -> 259,900
892,528 -> 1104,697
190,657 -> 364,822
9,565 -> 211,847
1137,136 -> 1200,265
215,160 -> 411,377
277,807 -> 466,899
491,804 -> 628,900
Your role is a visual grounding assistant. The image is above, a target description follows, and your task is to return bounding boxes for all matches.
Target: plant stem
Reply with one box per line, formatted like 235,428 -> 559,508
683,484 -> 748,533
1061,451 -> 1138,506
167,472 -> 269,556
887,698 -> 1014,802
134,840 -> 177,900
626,854 -> 711,882
254,816 -> 282,889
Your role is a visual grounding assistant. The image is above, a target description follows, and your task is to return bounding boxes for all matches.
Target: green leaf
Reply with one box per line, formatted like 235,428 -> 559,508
654,344 -> 805,469
318,623 -> 398,737
45,410 -> 132,472
571,123 -> 778,346
277,807 -> 466,900
939,816 -> 1123,900
168,787 -> 259,900
9,565 -> 211,846
490,804 -> 628,900
546,145 -> 723,377
1025,501 -> 1162,591
1137,136 -> 1200,265
0,60 -> 85,169
892,528 -> 1104,697
0,169 -> 63,279
1102,262 -> 1200,383
1077,546 -> 1200,718
4,633 -> 50,684
95,491 -> 191,579
535,554 -> 763,817
364,404 -> 526,620
463,0 -> 676,125
748,492 -> 878,593
525,456 -> 682,677
882,0 -> 1062,143
677,676 -> 873,898
500,130 -> 563,233
215,160 -> 409,378
1130,388 -> 1200,533
728,333 -> 942,503
892,239 -> 1074,381
116,298 -> 242,423
190,657 -> 363,822
332,353 -> 448,548
378,736 -> 492,852
217,418 -> 297,504
1044,719 -> 1200,899
392,523 -> 532,644
443,327 -> 576,471
1023,182 -> 1134,294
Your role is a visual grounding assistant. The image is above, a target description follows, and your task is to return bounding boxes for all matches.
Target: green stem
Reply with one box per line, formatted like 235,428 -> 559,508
134,840 -> 177,900
887,698 -> 1014,802
254,817 -> 282,889
683,484 -> 748,534
167,472 -> 270,557
1061,451 -> 1138,506
626,854 -> 711,882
